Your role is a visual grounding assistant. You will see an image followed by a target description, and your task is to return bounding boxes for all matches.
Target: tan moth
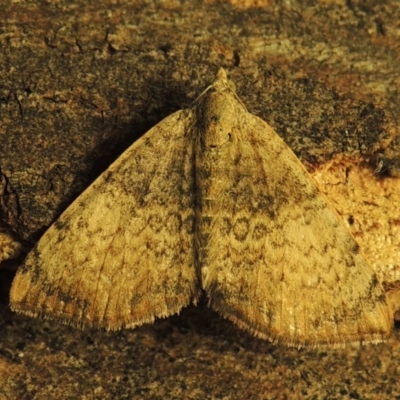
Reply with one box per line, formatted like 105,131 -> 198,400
10,69 -> 392,347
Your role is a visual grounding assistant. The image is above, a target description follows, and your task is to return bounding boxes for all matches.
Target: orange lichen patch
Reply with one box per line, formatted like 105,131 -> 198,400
312,155 -> 400,314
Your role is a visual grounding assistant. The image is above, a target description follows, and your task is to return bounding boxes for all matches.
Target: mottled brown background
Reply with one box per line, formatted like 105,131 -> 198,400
1,0 -> 400,399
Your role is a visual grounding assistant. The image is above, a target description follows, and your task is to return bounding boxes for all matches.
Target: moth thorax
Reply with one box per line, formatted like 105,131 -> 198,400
200,92 -> 237,149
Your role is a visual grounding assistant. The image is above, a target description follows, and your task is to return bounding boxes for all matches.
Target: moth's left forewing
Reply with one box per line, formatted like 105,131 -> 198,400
198,78 -> 392,347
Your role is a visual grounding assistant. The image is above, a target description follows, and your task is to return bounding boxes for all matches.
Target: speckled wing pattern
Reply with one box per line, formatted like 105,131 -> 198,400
195,70 -> 392,347
10,108 -> 201,330
10,69 -> 392,346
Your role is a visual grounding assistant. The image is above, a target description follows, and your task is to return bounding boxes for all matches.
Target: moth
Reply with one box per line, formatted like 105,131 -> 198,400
10,69 -> 392,347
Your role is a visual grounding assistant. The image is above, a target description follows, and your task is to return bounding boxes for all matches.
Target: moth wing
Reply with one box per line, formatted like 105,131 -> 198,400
11,109 -> 200,330
202,110 -> 392,347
